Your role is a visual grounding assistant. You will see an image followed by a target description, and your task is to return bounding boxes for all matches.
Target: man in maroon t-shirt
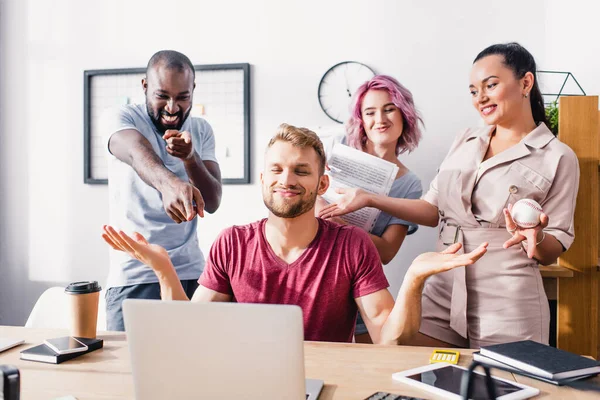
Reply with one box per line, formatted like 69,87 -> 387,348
103,123 -> 487,344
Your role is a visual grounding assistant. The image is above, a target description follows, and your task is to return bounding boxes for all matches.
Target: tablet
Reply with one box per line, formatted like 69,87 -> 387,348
392,363 -> 540,400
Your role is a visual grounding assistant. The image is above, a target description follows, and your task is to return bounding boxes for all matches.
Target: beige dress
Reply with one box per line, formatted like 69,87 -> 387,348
420,123 -> 579,348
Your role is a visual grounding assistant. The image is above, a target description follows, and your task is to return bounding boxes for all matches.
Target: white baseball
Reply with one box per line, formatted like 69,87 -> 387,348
510,199 -> 543,229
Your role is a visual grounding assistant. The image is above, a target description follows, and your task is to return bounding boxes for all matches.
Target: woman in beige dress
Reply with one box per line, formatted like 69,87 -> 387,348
319,42 -> 579,348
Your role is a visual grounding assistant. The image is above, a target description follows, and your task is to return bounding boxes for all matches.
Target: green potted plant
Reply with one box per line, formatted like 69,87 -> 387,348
545,101 -> 559,135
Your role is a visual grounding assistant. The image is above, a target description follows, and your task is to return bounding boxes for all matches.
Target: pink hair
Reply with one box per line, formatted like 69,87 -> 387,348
346,75 -> 423,155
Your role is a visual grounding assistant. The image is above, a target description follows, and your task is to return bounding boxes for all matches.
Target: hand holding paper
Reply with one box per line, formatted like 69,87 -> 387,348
319,142 -> 398,232
318,188 -> 371,218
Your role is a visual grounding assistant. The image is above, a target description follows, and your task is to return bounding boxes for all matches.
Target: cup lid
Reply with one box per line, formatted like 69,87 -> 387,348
65,281 -> 102,294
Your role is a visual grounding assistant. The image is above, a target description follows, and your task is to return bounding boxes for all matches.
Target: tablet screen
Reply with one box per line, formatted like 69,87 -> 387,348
406,365 -> 523,399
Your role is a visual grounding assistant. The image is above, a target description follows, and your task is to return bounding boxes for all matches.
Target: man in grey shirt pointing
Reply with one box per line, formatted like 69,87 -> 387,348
103,50 -> 222,331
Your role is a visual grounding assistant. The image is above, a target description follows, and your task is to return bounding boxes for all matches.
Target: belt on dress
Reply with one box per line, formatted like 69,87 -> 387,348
438,219 -> 513,339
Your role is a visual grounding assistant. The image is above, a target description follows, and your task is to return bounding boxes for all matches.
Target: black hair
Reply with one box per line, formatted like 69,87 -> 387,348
474,42 -> 549,129
146,50 -> 195,79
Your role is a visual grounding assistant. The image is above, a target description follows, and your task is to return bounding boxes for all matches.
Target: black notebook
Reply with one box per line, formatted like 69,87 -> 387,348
20,337 -> 103,364
480,340 -> 600,380
473,351 -> 598,385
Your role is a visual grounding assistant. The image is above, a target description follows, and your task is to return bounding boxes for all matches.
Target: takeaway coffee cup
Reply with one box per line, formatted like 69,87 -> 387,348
64,281 -> 102,339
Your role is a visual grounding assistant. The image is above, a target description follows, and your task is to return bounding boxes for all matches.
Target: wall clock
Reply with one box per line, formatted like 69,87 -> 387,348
318,61 -> 376,124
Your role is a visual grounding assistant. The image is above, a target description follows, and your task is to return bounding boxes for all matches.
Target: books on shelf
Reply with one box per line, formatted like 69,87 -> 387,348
477,340 -> 600,382
322,142 -> 398,232
20,337 -> 103,364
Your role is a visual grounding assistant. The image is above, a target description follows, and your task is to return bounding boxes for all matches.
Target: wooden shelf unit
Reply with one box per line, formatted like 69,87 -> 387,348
553,95 -> 600,358
540,264 -> 574,278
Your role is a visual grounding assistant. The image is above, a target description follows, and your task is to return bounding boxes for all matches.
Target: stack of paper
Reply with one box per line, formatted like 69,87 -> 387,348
322,142 -> 398,232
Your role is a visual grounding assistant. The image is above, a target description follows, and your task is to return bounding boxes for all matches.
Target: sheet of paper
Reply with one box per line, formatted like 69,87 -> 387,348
322,143 -> 399,232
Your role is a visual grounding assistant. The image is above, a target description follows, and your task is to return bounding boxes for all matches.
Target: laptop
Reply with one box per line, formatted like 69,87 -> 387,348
123,299 -> 324,400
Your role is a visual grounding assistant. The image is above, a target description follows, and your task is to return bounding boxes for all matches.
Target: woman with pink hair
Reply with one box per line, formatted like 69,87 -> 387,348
319,74 -> 424,343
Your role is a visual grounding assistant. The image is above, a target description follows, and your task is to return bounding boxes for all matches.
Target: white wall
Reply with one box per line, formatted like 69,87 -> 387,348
1,0 -> 594,325
542,1 -> 600,98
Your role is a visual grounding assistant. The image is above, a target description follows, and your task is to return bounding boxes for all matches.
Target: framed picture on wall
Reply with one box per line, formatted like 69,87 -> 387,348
83,63 -> 251,184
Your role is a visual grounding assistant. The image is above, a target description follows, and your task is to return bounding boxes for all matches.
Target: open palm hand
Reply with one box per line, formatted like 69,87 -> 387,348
408,242 -> 488,281
102,225 -> 172,273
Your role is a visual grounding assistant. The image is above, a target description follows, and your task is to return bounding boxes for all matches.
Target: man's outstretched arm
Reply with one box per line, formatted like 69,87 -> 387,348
191,286 -> 231,302
357,242 -> 488,345
101,226 -> 231,302
109,129 -> 205,223
162,129 -> 222,213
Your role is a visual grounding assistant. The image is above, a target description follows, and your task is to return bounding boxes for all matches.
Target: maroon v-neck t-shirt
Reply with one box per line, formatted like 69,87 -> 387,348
199,218 -> 389,342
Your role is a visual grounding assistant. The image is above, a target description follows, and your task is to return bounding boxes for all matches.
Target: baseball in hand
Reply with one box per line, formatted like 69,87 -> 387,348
510,199 -> 543,229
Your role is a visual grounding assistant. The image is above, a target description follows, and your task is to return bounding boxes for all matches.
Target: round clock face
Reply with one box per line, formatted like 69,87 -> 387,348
318,61 -> 376,124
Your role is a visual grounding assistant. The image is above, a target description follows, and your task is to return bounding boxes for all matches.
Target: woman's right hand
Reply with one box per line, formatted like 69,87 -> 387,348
102,225 -> 173,274
317,188 -> 371,219
502,204 -> 549,259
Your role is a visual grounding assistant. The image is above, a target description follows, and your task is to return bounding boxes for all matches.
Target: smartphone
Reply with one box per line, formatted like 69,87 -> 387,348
43,337 -> 88,355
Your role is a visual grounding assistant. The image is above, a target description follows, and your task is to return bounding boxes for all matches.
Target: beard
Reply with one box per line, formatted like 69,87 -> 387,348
146,100 -> 192,134
263,186 -> 318,219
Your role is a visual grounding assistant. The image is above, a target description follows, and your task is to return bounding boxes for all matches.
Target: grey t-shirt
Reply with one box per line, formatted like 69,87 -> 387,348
104,104 -> 218,288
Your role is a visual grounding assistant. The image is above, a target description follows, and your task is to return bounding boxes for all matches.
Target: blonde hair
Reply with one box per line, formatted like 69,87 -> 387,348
267,123 -> 326,175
